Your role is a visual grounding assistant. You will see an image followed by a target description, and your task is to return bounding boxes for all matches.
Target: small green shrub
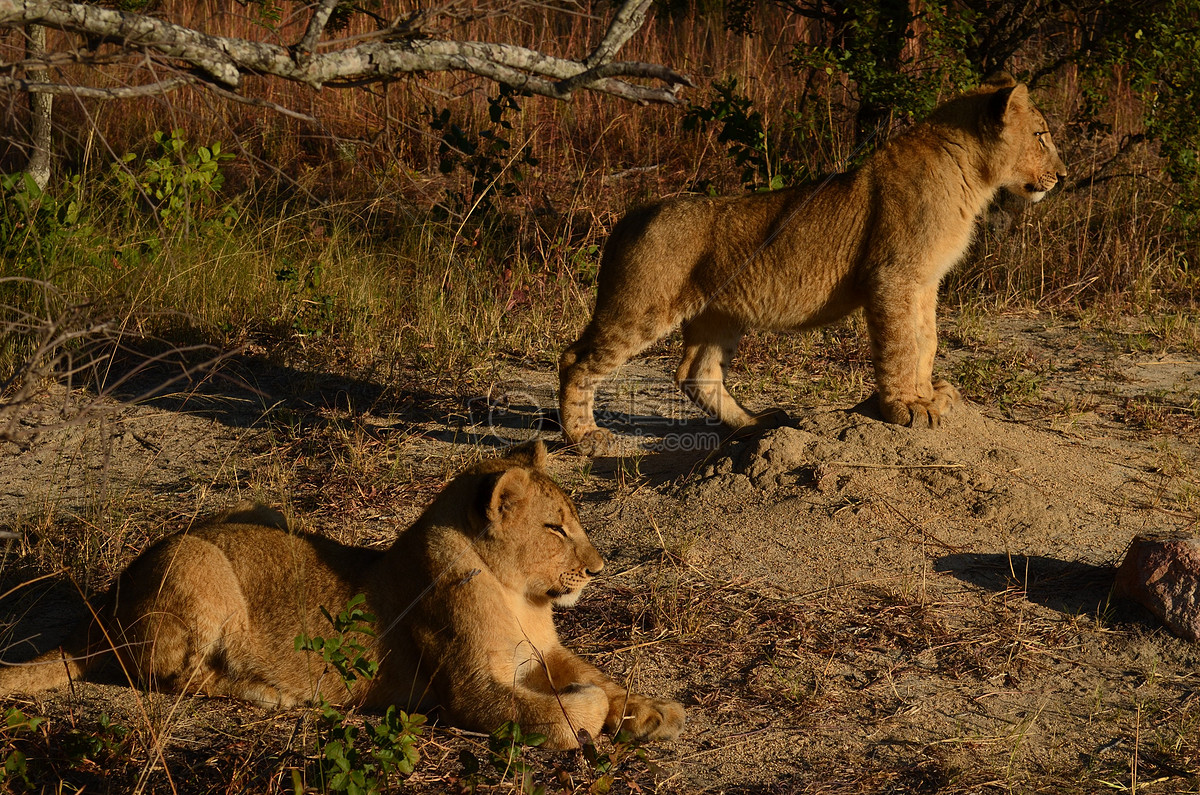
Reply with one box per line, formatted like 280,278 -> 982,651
1,707 -> 44,789
296,593 -> 425,795
0,172 -> 97,279
684,78 -> 795,191
275,260 -> 337,338
428,87 -> 540,218
457,720 -> 547,794
1097,1 -> 1200,229
110,129 -> 236,231
61,712 -> 127,766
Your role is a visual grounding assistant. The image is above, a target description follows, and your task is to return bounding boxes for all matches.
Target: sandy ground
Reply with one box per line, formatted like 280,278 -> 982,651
1,312 -> 1198,793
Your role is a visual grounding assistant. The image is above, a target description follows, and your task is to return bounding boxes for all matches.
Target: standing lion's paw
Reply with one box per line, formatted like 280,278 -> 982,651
879,378 -> 963,429
614,695 -> 686,743
725,407 -> 790,440
931,379 -> 963,408
879,397 -> 944,429
749,407 -> 791,430
565,428 -> 615,457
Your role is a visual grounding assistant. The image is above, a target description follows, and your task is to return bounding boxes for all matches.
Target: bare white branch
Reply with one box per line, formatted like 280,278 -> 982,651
585,0 -> 652,68
0,75 -> 192,98
0,0 -> 690,104
295,0 -> 340,61
25,23 -> 52,188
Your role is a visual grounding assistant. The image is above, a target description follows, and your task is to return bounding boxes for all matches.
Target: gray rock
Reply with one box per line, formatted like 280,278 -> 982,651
1115,533 -> 1200,642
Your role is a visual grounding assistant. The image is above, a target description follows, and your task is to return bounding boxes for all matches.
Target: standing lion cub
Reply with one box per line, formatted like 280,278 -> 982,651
560,74 -> 1066,453
0,442 -> 684,749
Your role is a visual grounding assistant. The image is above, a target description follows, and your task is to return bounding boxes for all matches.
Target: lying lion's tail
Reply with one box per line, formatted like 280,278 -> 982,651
0,648 -> 90,694
0,616 -> 111,696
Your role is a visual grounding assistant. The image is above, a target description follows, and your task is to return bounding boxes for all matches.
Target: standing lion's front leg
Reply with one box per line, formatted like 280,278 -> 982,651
915,283 -> 962,414
866,281 -> 960,428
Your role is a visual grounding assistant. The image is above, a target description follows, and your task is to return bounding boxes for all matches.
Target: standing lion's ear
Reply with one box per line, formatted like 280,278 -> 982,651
502,440 -> 548,471
480,467 -> 532,525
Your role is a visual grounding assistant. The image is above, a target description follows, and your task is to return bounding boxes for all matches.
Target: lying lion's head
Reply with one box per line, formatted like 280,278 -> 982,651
468,440 -> 604,607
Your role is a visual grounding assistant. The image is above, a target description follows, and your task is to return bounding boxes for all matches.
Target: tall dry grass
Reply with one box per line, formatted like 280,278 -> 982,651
1,1 -> 1196,396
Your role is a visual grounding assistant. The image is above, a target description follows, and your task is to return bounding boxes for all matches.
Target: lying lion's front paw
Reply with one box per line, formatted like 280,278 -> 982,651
615,695 -> 686,743
539,683 -> 610,749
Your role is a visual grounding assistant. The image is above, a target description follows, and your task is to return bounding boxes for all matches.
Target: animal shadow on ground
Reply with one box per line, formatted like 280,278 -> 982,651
934,552 -> 1159,628
61,338 -> 543,451
97,341 -> 443,428
549,414 -> 767,488
0,568 -> 87,663
88,334 -> 867,483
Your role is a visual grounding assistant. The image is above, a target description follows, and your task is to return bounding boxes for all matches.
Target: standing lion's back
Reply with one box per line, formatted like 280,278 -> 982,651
591,173 -> 873,330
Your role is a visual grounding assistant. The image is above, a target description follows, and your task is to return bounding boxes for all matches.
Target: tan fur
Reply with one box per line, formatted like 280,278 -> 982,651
560,75 -> 1066,453
0,442 -> 684,749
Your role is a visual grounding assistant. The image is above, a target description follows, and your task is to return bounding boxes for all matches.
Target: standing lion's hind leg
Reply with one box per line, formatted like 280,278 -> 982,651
676,342 -> 756,428
677,320 -> 787,432
559,321 -> 666,455
558,338 -> 604,449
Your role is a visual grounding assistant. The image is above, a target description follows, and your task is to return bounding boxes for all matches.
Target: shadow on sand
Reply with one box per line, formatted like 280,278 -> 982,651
92,340 -> 772,484
0,567 -> 88,663
932,551 -> 1166,630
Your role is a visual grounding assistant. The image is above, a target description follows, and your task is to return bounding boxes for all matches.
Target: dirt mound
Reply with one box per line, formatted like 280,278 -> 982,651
678,404 -> 1167,595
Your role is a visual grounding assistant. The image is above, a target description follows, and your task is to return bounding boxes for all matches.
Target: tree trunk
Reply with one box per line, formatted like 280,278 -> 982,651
25,23 -> 52,189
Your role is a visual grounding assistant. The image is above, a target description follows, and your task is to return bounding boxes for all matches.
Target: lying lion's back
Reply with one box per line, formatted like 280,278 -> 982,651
116,521 -> 384,651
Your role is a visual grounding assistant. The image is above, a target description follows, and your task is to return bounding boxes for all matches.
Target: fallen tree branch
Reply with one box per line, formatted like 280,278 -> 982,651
0,0 -> 691,104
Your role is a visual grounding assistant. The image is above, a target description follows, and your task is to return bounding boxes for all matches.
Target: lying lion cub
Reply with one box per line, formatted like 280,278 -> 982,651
560,74 -> 1067,453
0,441 -> 684,749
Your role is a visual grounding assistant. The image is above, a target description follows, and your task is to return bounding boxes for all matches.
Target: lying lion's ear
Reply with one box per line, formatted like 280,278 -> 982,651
481,467 -> 531,525
983,70 -> 1017,89
990,82 -> 1028,125
502,439 -> 548,471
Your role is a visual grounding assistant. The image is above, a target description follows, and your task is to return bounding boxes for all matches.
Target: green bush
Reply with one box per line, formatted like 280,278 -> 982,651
296,594 -> 426,794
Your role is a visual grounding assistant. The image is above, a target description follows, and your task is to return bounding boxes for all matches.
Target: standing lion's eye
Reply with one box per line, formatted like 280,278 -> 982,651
546,523 -> 568,539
